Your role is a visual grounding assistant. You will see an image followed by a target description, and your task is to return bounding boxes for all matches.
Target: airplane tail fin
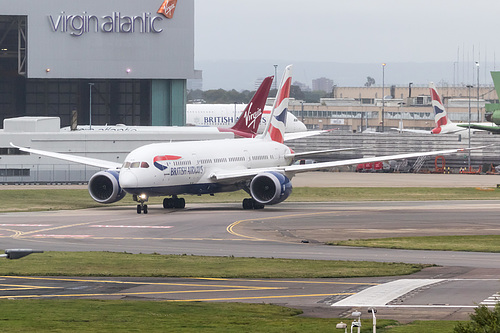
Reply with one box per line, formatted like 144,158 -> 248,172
263,64 -> 293,143
429,82 -> 450,134
229,76 -> 273,137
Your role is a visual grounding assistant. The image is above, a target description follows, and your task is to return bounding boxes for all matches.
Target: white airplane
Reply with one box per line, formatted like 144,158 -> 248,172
12,65 -> 476,214
186,104 -> 307,133
394,82 -> 495,136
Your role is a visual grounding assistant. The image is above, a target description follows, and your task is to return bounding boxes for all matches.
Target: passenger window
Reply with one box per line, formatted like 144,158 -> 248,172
131,162 -> 140,168
141,162 -> 150,168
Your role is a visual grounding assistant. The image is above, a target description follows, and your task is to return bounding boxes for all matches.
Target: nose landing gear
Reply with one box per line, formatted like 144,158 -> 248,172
133,194 -> 149,214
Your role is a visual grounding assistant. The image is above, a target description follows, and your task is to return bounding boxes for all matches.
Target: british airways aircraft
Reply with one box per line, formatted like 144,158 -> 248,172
12,65 -> 474,214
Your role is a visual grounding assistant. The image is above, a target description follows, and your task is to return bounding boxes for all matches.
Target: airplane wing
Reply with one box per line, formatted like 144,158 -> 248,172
10,143 -> 121,170
284,129 -> 331,141
456,123 -> 500,134
211,147 -> 474,181
285,147 -> 359,159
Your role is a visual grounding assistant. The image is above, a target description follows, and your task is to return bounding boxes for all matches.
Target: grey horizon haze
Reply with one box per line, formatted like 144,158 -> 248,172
194,0 -> 500,90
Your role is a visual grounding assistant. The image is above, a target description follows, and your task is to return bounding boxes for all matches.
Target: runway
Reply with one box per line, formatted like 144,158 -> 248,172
1,199 -> 500,320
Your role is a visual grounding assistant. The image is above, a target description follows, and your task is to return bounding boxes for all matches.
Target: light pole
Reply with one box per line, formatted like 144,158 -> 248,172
273,65 -> 278,90
467,84 -> 473,171
381,63 -> 386,132
476,62 -> 480,122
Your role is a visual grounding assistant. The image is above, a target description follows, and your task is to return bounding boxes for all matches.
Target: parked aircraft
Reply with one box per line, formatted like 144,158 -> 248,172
456,111 -> 500,134
186,104 -> 307,133
12,66 -> 476,213
394,82 -> 495,136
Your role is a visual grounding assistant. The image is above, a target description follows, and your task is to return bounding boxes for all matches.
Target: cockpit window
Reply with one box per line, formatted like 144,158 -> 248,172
123,162 -> 131,169
130,162 -> 141,168
140,162 -> 150,168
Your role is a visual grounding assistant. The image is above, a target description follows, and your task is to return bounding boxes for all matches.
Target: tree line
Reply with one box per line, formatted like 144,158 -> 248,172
188,86 -> 332,104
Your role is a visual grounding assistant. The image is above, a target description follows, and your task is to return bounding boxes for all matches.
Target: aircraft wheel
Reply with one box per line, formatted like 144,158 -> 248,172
163,198 -> 173,209
137,205 -> 142,214
253,202 -> 265,210
174,198 -> 185,209
242,198 -> 253,210
143,205 -> 148,214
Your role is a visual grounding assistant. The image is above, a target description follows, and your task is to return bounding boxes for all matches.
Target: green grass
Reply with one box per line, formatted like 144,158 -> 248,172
0,252 -> 426,278
379,320 -> 462,332
1,187 -> 500,212
329,235 -> 500,253
0,299 -> 465,332
0,299 -> 406,332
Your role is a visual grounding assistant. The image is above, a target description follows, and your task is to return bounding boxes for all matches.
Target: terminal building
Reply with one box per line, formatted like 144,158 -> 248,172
0,0 -> 194,127
289,84 -> 500,132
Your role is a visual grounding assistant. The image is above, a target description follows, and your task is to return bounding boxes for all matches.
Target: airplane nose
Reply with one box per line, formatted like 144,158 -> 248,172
119,170 -> 138,188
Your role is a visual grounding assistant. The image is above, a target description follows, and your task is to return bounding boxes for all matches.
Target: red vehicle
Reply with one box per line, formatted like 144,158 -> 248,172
356,161 -> 384,172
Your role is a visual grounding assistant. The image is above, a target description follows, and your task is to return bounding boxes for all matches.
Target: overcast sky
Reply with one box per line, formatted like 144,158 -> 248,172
194,0 -> 500,89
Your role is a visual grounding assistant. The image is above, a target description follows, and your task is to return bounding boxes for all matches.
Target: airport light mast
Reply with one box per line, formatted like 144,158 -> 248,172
476,62 -> 480,122
467,84 -> 473,171
381,63 -> 386,132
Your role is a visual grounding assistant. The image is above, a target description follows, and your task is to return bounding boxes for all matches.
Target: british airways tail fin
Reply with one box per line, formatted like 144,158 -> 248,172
429,82 -> 450,134
263,64 -> 293,143
225,76 -> 273,138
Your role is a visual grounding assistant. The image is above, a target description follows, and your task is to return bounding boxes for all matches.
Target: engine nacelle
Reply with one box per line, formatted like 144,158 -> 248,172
249,172 -> 292,205
88,170 -> 126,204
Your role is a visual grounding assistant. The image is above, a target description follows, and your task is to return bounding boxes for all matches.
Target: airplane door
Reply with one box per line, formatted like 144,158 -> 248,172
244,150 -> 251,168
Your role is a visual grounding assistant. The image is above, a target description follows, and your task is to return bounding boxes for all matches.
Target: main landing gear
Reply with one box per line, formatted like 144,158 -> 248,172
163,196 -> 186,209
242,198 -> 265,210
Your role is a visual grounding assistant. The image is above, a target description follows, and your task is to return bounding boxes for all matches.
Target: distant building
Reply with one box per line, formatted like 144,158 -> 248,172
312,77 -> 334,93
293,81 -> 311,92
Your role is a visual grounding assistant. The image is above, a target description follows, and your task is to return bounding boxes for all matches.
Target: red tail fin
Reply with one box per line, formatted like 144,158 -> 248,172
224,76 -> 273,137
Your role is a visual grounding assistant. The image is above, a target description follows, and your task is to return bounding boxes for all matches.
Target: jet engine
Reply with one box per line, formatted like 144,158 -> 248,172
88,170 -> 126,204
249,171 -> 292,205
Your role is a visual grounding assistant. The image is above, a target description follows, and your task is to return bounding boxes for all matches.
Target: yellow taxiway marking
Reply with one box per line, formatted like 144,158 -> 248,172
227,211 -> 340,240
0,284 -> 58,291
168,293 -> 355,302
198,277 -> 379,286
0,288 -> 296,300
0,276 -> 285,291
3,216 -> 140,239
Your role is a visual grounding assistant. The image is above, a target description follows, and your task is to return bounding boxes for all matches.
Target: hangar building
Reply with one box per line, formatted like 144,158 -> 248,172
0,0 -> 194,127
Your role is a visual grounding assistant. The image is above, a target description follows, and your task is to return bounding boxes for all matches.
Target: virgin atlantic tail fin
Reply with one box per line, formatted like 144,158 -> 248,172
218,76 -> 273,138
262,64 -> 293,143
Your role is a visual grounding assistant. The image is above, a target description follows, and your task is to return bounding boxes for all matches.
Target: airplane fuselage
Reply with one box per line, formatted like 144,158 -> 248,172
119,138 -> 293,198
186,104 -> 307,133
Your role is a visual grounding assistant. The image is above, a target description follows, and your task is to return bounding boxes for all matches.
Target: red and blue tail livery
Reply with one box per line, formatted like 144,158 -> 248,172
267,65 -> 292,144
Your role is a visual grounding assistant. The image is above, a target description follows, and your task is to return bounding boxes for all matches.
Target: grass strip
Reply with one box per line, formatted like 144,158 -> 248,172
0,299 -> 464,332
329,235 -> 500,253
0,252 -> 426,278
1,187 -> 500,212
0,299 -> 407,333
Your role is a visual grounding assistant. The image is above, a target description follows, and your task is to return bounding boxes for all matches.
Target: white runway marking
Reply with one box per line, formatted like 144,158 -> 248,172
332,279 -> 444,307
0,224 -> 52,227
481,294 -> 500,306
89,225 -> 173,229
32,235 -> 93,239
